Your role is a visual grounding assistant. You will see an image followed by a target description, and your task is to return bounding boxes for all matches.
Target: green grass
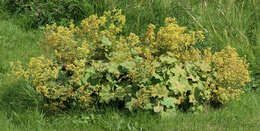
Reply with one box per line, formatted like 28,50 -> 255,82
0,0 -> 259,130
0,89 -> 259,130
0,16 -> 43,80
179,0 -> 258,66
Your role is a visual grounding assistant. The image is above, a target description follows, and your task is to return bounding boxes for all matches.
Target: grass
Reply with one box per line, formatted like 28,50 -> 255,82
0,88 -> 259,130
0,16 -> 43,80
0,0 -> 259,130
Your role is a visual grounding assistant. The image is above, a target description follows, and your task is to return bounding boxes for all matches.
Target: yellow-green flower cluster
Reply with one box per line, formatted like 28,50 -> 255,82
212,46 -> 251,87
142,17 -> 205,59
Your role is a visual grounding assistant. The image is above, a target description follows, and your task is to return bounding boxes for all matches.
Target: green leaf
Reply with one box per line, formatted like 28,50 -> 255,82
159,55 -> 177,64
184,62 -> 193,73
120,60 -> 136,70
150,84 -> 169,98
160,97 -> 175,108
115,87 -> 126,101
107,62 -> 120,75
82,73 -> 91,84
101,36 -> 112,46
86,66 -> 96,74
106,73 -> 115,83
99,85 -> 115,104
153,73 -> 163,81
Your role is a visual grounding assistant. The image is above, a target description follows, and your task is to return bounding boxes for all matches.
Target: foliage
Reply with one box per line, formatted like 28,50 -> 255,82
3,0 -> 95,28
2,0 -> 192,32
9,9 -> 251,113
180,0 -> 258,68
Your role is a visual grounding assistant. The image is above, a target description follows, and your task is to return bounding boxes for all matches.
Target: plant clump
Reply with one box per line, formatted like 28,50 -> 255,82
10,9 -> 251,113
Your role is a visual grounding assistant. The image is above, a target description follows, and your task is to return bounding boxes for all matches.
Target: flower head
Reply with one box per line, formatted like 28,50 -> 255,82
37,9 -> 41,13
56,9 -> 59,13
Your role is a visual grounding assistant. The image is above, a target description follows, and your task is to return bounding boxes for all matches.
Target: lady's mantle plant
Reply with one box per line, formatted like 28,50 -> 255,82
10,9 -> 251,112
